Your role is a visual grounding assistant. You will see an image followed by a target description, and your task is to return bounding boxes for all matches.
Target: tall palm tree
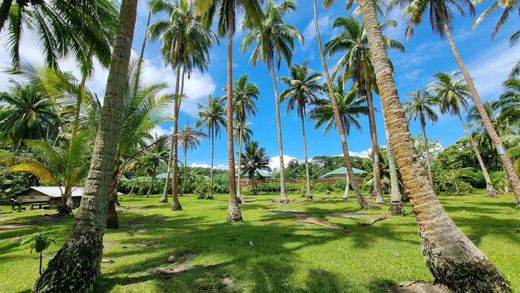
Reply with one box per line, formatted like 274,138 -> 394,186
34,0 -> 138,290
309,80 -> 369,203
429,72 -> 498,196
195,0 -> 263,223
472,0 -> 519,38
240,0 -> 303,203
178,123 -> 207,196
313,0 -> 370,209
140,135 -> 169,197
324,16 -> 404,203
280,62 -> 323,199
496,78 -> 520,127
196,95 -> 226,199
383,119 -> 404,215
404,88 -> 438,185
149,0 -> 216,211
241,141 -> 271,195
357,0 -> 510,290
233,75 -> 259,201
388,0 -> 520,207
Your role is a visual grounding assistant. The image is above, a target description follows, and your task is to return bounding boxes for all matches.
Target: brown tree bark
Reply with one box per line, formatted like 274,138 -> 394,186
0,0 -> 12,33
170,62 -> 182,211
366,89 -> 383,202
210,125 -> 215,198
34,0 -> 137,290
384,120 -> 404,215
106,161 -> 120,229
300,114 -> 312,199
71,73 -> 88,140
442,22 -> 519,206
236,127 -> 243,201
420,121 -> 434,186
313,0 -> 370,209
358,0 -> 511,290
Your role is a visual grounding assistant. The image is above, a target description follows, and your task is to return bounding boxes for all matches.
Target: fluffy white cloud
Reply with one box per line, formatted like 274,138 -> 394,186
190,162 -> 228,170
334,149 -> 371,159
269,155 -> 298,170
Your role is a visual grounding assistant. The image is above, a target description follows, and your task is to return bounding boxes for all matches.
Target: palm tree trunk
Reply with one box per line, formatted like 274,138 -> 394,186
343,173 -> 350,199
442,21 -> 520,207
128,178 -> 137,195
236,127 -> 244,202
160,142 -> 173,202
133,11 -> 151,95
106,165 -> 120,229
225,29 -> 242,223
421,121 -> 434,186
270,63 -> 288,202
71,72 -> 88,140
181,144 -> 188,196
146,165 -> 157,196
170,63 -> 182,211
0,0 -> 12,33
34,0 -> 138,290
358,0 -> 510,290
313,0 -> 369,209
366,89 -> 383,202
384,120 -> 404,215
210,126 -> 215,198
300,115 -> 312,199
456,112 -> 497,197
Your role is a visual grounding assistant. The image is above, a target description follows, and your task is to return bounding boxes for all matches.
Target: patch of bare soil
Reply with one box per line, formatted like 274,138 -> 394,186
155,253 -> 197,276
329,212 -> 368,219
388,282 -> 451,293
0,217 -> 13,222
0,215 -> 65,230
121,205 -> 156,211
0,224 -> 32,230
271,209 -> 346,231
103,240 -> 116,249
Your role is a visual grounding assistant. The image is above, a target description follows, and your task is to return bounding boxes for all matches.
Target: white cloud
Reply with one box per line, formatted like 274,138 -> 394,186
269,155 -> 298,170
150,125 -> 172,138
303,15 -> 331,42
190,162 -> 228,170
334,149 -> 371,159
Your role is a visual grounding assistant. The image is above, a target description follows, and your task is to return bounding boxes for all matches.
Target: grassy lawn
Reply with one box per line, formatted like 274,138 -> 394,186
1,191 -> 519,292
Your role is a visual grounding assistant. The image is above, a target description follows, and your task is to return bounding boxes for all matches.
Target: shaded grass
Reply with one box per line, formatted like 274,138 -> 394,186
0,191 -> 519,292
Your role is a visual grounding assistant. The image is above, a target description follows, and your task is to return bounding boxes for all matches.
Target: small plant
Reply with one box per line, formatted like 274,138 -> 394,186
20,230 -> 55,275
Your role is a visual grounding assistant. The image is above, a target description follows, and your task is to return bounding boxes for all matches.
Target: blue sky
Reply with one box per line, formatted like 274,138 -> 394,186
1,0 -> 518,169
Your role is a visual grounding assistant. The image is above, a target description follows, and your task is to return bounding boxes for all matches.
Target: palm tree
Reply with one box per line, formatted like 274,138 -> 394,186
139,135 -> 169,197
472,0 -> 519,38
178,123 -> 207,196
233,75 -> 259,201
0,81 -> 59,149
383,119 -> 404,215
404,88 -> 438,185
149,0 -> 216,211
309,80 -> 369,203
356,0 -> 510,290
196,95 -> 226,199
241,141 -> 271,195
429,72 -> 498,196
280,62 -> 323,199
240,0 -> 303,203
324,16 -> 404,203
388,0 -> 520,207
195,0 -> 263,223
34,0 -> 138,290
496,79 -> 520,127
313,0 -> 370,209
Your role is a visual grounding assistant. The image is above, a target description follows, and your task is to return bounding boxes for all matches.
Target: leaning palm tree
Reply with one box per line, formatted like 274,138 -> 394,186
309,80 -> 369,204
178,123 -> 207,196
404,88 -> 438,185
34,0 -> 138,290
313,0 -> 371,209
324,16 -> 404,203
356,0 -> 510,290
241,141 -> 271,195
196,95 -> 226,199
388,0 -> 520,207
195,0 -> 263,222
240,0 -> 303,203
429,72 -> 497,196
280,62 -> 323,199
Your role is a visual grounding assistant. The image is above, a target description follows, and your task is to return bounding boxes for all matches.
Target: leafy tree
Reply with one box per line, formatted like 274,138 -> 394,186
240,141 -> 271,194
20,230 -> 55,275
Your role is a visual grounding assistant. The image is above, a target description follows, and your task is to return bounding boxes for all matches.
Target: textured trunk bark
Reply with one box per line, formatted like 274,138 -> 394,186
210,126 -> 215,198
385,120 -> 404,215
106,162 -> 120,229
359,0 -> 511,290
225,29 -> 242,222
300,115 -> 312,199
313,0 -> 370,209
0,0 -> 12,33
456,112 -> 497,197
171,63 -> 182,211
343,173 -> 350,199
421,121 -> 434,186
236,127 -> 245,203
181,144 -> 188,196
442,22 -> 520,207
133,11 -> 151,96
270,63 -> 288,202
34,0 -> 137,290
160,142 -> 173,202
71,73 -> 88,140
366,89 -> 383,203
146,165 -> 157,196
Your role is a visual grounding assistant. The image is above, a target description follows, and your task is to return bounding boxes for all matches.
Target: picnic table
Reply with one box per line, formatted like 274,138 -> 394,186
0,199 -> 51,212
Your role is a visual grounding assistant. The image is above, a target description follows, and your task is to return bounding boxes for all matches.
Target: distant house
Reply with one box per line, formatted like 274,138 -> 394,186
13,186 -> 84,206
319,167 -> 366,183
237,170 -> 274,186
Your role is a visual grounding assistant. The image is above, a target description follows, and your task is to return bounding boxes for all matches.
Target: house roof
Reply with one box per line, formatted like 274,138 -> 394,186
319,167 -> 366,179
238,169 -> 273,178
29,186 -> 84,198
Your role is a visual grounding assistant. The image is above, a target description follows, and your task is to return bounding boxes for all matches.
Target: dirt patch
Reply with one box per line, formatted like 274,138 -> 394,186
122,205 -> 156,211
329,212 -> 368,219
271,209 -> 344,230
155,252 -> 197,276
138,240 -> 155,247
103,240 -> 116,249
0,224 -> 32,230
389,281 -> 450,292
0,217 -> 13,222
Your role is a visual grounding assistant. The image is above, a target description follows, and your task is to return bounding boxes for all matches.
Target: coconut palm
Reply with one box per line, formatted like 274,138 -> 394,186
233,75 -> 259,200
178,123 -> 207,196
280,62 -> 323,199
356,0 -> 510,290
388,0 -> 520,207
472,0 -> 519,37
404,88 -> 438,185
241,141 -> 271,195
149,0 -> 216,211
196,95 -> 226,199
324,16 -> 404,203
429,72 -> 498,196
240,0 -> 303,203
496,79 -> 520,127
383,119 -> 404,215
139,135 -> 169,197
195,0 -> 263,222
313,0 -> 371,209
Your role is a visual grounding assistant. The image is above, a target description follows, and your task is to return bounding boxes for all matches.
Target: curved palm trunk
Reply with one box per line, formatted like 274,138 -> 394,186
128,178 -> 137,195
366,89 -> 383,202
210,126 -> 215,198
456,112 -> 497,197
0,0 -> 12,33
384,120 -> 404,215
160,143 -> 173,202
146,164 -> 157,197
170,63 -> 182,211
34,0 -> 137,290
300,115 -> 312,199
359,0 -> 510,290
420,121 -> 434,186
343,173 -> 350,199
313,0 -> 369,209
225,30 -> 242,223
442,22 -> 520,207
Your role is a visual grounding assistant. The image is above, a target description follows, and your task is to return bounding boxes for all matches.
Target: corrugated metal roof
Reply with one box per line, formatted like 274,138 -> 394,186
30,186 -> 84,198
319,167 -> 366,179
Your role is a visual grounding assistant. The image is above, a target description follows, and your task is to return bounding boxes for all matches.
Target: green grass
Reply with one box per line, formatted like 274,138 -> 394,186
1,191 -> 519,292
